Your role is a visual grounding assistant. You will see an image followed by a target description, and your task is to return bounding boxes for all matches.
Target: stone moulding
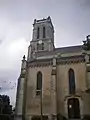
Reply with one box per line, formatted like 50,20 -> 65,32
27,56 -> 85,68
86,66 -> 90,72
64,94 -> 82,101
20,73 -> 26,78
51,69 -> 57,75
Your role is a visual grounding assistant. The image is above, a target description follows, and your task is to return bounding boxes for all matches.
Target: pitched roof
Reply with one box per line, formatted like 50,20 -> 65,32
27,45 -> 85,63
55,45 -> 83,53
35,45 -> 83,58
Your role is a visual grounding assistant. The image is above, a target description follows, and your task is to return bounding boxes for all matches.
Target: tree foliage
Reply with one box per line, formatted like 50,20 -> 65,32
83,35 -> 90,50
0,95 -> 13,120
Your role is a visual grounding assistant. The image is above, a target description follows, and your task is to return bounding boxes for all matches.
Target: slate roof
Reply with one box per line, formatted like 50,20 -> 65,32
55,45 -> 83,53
35,45 -> 83,58
27,45 -> 84,64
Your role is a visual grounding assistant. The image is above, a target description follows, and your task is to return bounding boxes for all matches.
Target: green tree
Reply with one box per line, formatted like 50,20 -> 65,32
83,35 -> 90,50
0,95 -> 13,120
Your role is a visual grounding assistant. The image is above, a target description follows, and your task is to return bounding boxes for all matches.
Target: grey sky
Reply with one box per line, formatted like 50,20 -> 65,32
0,0 -> 90,107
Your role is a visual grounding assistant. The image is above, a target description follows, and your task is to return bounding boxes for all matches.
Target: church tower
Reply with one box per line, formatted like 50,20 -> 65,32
15,17 -> 90,120
28,16 -> 55,59
15,16 -> 56,120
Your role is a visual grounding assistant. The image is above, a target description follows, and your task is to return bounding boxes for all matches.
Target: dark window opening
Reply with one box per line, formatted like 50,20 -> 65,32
37,43 -> 44,51
37,27 -> 40,39
69,69 -> 76,94
36,72 -> 42,95
42,43 -> 44,50
37,43 -> 39,50
43,27 -> 45,38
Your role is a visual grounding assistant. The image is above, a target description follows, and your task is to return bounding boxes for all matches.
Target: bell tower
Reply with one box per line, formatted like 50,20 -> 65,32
28,16 -> 55,59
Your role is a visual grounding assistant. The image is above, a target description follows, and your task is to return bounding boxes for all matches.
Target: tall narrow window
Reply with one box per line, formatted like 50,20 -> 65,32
37,43 -> 44,51
42,43 -> 44,50
68,68 -> 76,94
37,27 -> 40,39
36,71 -> 42,95
43,27 -> 45,38
37,43 -> 39,50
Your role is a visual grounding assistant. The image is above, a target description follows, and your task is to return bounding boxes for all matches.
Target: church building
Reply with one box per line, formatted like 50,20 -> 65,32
15,16 -> 90,120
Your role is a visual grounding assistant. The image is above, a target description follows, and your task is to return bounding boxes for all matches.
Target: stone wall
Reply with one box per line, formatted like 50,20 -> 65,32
25,66 -> 52,116
24,61 -> 90,119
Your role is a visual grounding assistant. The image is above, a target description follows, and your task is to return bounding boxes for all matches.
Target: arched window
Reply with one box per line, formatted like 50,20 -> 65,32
36,71 -> 42,95
37,43 -> 39,50
68,69 -> 76,94
37,27 -> 40,39
37,43 -> 44,51
42,43 -> 44,50
43,27 -> 45,38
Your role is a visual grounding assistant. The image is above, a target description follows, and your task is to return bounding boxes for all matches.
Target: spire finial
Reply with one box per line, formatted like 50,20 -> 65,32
23,55 -> 25,60
47,16 -> 50,19
87,35 -> 90,41
34,19 -> 36,24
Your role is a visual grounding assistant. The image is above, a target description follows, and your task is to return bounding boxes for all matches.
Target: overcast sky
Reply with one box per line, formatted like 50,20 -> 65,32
0,0 -> 90,107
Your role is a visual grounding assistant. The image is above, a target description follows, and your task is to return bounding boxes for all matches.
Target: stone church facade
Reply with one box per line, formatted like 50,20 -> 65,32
15,17 -> 90,120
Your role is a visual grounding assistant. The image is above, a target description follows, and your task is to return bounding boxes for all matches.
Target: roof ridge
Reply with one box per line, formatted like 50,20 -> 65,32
55,45 -> 82,50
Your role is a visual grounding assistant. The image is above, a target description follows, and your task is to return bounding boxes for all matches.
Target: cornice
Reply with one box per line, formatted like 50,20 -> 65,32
28,61 -> 52,68
64,94 -> 82,101
57,59 -> 84,65
27,56 -> 85,68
